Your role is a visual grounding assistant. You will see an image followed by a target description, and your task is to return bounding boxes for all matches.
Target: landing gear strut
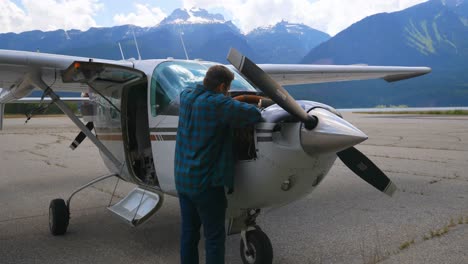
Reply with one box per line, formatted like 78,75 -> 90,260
237,209 -> 273,264
48,173 -> 116,235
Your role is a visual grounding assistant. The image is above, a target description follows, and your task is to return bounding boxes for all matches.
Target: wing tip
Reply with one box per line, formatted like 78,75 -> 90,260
384,68 -> 432,82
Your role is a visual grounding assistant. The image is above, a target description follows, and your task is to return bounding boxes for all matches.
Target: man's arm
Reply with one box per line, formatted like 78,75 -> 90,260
217,96 -> 262,128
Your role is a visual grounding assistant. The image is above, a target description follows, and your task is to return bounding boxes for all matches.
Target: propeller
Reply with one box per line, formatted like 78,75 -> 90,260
226,48 -> 397,197
227,48 -> 318,130
337,147 -> 397,196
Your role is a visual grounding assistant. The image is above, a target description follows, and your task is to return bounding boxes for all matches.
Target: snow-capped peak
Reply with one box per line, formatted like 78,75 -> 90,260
160,7 -> 226,25
250,21 -> 311,35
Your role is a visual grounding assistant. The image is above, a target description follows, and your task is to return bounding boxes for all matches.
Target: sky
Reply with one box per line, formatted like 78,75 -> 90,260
1,0 -> 429,36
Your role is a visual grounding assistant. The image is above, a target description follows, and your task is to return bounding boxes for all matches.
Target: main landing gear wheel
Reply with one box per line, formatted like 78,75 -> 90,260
49,199 -> 69,236
240,229 -> 273,264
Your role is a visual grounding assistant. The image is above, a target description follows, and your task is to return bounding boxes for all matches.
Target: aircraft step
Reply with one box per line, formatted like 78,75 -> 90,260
107,187 -> 163,227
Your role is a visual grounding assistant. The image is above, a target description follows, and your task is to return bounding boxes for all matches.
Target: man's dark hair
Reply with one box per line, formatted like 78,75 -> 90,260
203,65 -> 235,91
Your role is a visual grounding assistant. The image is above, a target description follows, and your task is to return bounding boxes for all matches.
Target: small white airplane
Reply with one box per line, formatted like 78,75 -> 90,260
0,47 -> 430,264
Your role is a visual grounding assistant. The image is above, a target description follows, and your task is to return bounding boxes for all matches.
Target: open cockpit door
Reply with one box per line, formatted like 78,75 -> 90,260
62,61 -> 144,85
62,61 -> 158,187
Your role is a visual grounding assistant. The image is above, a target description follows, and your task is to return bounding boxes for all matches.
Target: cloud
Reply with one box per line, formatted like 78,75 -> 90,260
113,3 -> 166,27
0,0 -> 29,33
0,0 -> 102,33
181,0 -> 429,35
0,0 -> 429,35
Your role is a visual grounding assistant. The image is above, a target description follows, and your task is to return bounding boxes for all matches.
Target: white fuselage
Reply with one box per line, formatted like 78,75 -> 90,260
86,59 -> 365,218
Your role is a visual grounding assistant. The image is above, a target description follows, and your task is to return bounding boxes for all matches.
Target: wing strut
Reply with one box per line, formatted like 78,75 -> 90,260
32,73 -> 124,172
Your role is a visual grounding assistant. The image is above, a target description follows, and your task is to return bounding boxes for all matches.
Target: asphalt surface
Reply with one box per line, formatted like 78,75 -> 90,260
0,113 -> 467,264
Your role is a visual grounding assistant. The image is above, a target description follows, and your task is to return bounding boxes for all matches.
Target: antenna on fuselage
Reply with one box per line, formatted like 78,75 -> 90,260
118,42 -> 125,60
132,29 -> 142,60
179,32 -> 189,60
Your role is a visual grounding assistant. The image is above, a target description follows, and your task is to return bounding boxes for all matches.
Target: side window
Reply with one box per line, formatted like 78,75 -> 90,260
150,61 -> 205,117
150,61 -> 256,117
150,67 -> 172,117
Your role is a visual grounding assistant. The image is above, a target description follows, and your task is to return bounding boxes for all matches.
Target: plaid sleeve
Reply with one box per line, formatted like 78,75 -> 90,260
216,96 -> 262,128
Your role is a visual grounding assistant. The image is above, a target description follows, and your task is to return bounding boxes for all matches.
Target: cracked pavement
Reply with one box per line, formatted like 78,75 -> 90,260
0,114 -> 467,264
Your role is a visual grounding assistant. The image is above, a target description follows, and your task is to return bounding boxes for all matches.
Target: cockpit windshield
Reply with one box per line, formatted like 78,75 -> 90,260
150,60 -> 257,116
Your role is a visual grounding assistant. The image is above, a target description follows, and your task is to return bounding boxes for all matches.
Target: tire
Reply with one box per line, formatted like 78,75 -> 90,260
49,199 -> 69,236
240,229 -> 273,264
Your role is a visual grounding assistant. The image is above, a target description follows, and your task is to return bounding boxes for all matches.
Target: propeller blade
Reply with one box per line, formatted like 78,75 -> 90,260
337,147 -> 397,196
69,122 -> 94,150
227,48 -> 318,130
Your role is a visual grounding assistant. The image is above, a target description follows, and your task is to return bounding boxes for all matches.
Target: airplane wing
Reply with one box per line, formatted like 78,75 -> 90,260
258,64 -> 432,86
0,49 -> 136,104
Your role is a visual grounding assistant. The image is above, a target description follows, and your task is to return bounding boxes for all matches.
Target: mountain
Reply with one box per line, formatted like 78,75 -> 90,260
0,25 -> 146,56
303,0 -> 467,66
60,8 -> 254,62
160,7 -> 226,25
295,0 -> 468,107
247,21 -> 330,63
140,8 -> 254,62
0,8 -> 328,64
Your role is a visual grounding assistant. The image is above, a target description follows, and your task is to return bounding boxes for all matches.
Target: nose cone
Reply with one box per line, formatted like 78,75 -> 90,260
301,108 -> 368,155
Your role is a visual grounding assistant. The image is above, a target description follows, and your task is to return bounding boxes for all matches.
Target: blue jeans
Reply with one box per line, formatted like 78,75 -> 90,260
178,187 -> 227,264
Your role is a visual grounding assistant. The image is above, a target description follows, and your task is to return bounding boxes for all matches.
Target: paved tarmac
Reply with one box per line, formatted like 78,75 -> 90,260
0,113 -> 467,264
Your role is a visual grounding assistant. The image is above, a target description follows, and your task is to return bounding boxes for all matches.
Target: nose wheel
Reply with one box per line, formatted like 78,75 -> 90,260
240,228 -> 273,264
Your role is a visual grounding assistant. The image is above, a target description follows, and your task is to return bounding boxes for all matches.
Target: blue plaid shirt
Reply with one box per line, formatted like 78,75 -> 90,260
175,85 -> 262,195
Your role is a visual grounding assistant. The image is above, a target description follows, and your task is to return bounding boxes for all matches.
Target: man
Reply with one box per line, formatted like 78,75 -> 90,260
175,65 -> 262,264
